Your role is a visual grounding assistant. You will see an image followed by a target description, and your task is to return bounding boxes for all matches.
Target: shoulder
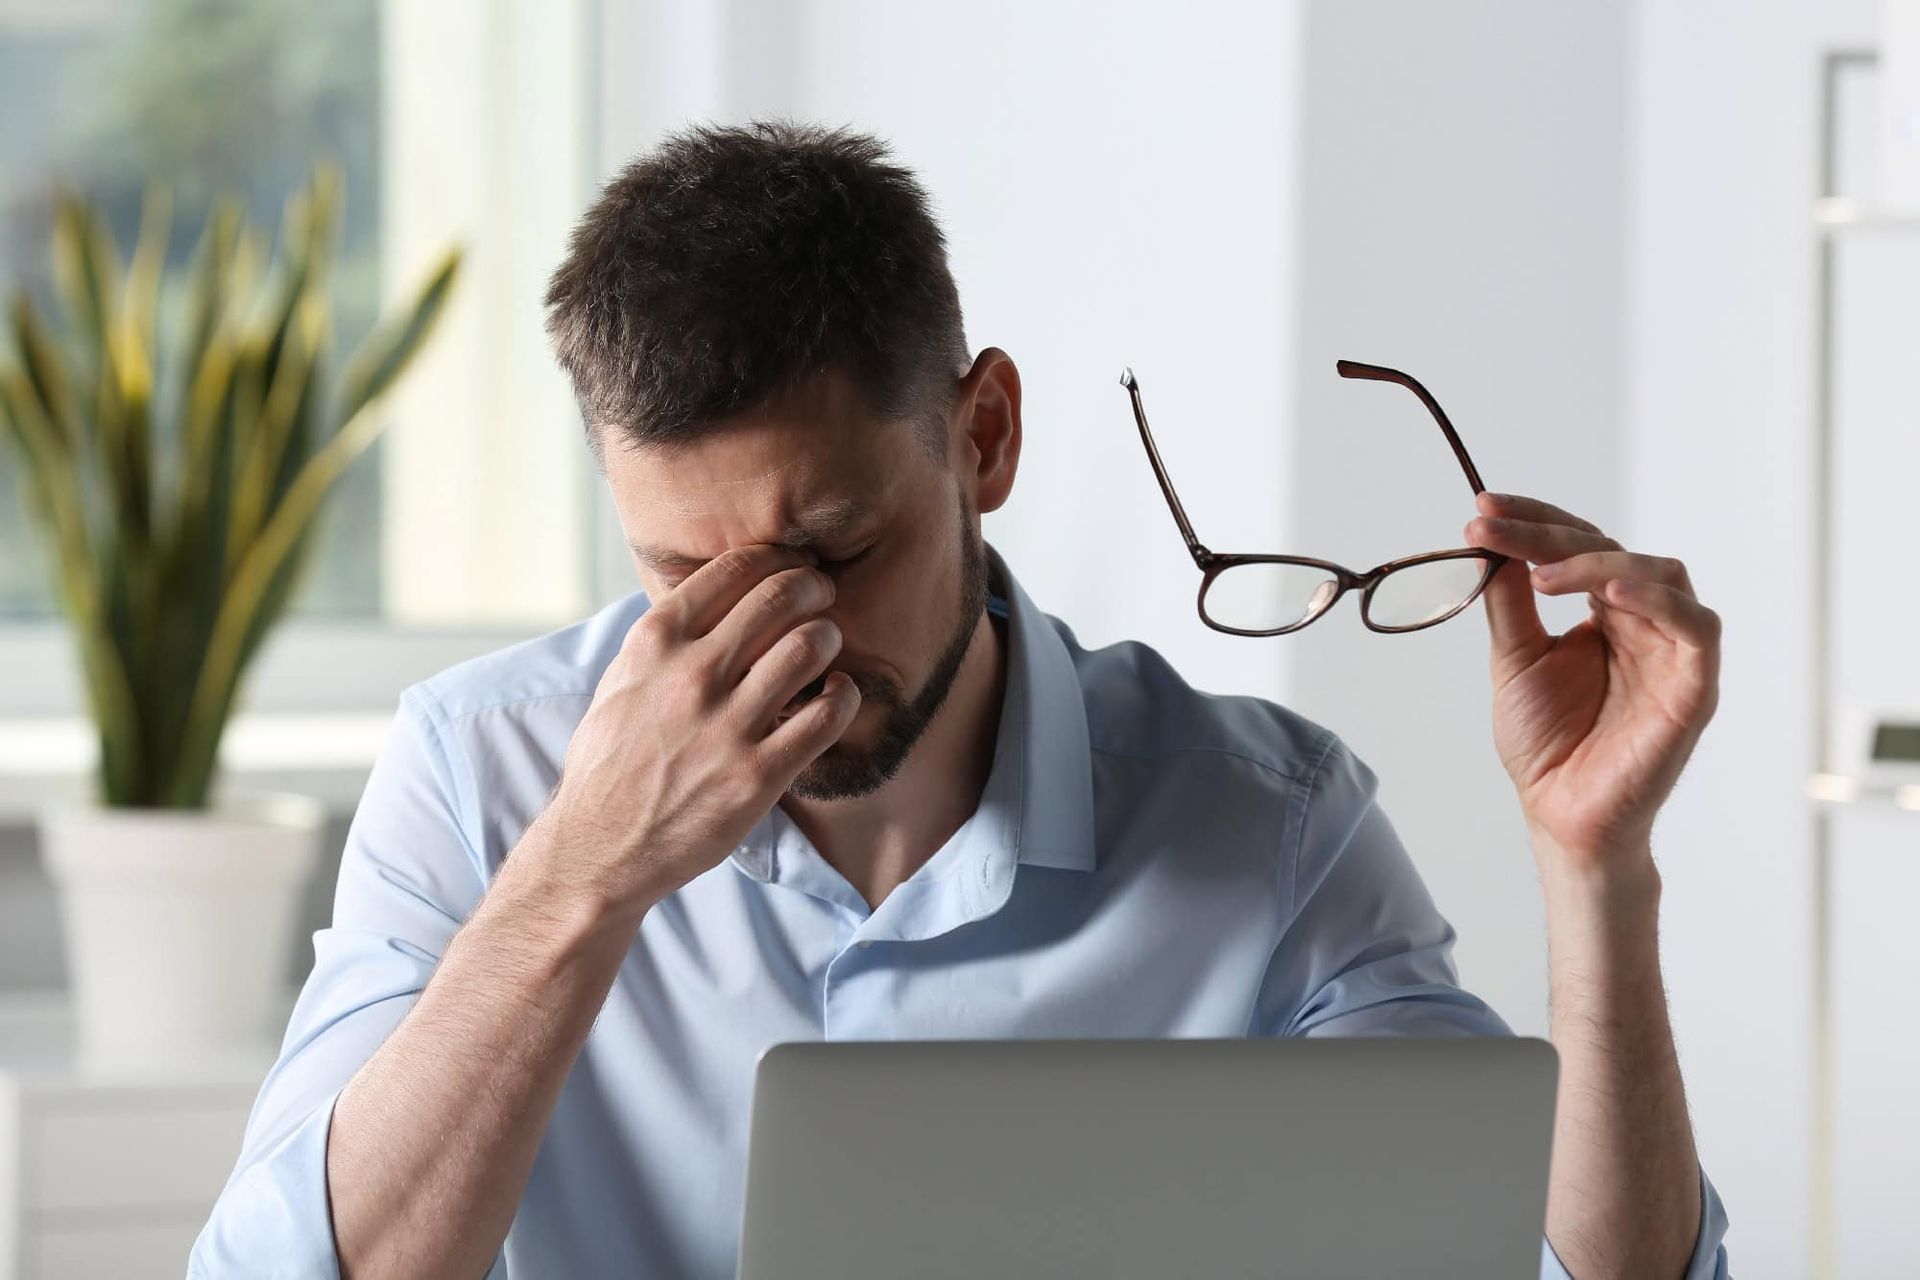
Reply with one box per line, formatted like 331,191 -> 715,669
1054,614 -> 1363,794
1052,617 -> 1388,919
401,590 -> 652,730
370,593 -> 654,866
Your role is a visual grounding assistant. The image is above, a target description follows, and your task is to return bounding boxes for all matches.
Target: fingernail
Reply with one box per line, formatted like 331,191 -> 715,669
1533,562 -> 1559,580
1484,492 -> 1511,505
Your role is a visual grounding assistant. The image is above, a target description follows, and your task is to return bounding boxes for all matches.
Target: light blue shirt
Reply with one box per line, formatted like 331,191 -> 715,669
190,544 -> 1730,1278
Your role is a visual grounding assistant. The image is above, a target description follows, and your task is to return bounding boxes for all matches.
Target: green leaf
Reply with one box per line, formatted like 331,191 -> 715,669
50,190 -> 120,367
0,368 -> 145,803
112,185 -> 171,545
334,249 -> 460,426
179,199 -> 242,412
8,294 -> 82,460
229,294 -> 324,564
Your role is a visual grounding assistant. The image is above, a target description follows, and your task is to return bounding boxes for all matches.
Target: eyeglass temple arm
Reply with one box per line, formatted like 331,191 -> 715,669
1119,368 -> 1210,564
1334,360 -> 1490,495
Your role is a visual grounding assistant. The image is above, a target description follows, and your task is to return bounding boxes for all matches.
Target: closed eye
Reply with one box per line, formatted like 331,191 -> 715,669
656,542 -> 876,592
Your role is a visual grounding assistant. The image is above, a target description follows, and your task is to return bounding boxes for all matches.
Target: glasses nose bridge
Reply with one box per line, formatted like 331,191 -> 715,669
1343,562 -> 1381,588
1305,564 -> 1367,628
1335,563 -> 1398,631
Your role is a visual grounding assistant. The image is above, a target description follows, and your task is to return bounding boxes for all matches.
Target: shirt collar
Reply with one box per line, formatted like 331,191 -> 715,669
727,540 -> 1096,888
988,541 -> 1097,874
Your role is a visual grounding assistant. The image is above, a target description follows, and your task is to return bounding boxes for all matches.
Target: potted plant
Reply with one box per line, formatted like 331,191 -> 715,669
0,169 -> 458,1064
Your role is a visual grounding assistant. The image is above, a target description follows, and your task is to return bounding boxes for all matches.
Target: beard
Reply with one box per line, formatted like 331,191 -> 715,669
784,501 -> 990,802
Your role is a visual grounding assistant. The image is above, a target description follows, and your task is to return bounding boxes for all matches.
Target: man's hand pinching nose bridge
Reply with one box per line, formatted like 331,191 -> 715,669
544,542 -> 862,910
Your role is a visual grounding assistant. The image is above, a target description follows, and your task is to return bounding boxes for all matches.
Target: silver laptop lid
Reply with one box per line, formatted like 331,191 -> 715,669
738,1037 -> 1557,1280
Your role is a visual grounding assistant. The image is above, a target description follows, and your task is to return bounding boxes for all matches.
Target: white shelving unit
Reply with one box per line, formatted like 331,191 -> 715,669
1807,46 -> 1920,1280
0,992 -> 284,1280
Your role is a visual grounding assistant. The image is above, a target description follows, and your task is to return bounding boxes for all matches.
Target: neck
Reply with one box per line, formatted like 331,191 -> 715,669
780,604 -> 1008,911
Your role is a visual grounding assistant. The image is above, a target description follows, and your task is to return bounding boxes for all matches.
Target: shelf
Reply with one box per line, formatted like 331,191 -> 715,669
1807,772 -> 1920,812
1813,197 -> 1920,231
0,710 -> 391,824
0,987 -> 295,1085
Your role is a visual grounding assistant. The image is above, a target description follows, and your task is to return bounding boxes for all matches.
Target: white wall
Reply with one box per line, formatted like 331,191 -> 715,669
596,0 -> 1302,707
1285,1 -> 1632,1040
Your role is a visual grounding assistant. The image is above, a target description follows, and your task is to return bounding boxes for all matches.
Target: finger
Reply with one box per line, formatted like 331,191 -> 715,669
705,566 -> 836,686
1587,591 -> 1664,651
734,615 -> 845,728
1529,550 -> 1695,599
654,544 -> 812,639
1465,515 -> 1620,565
1481,556 -> 1550,676
1475,491 -> 1605,536
1598,578 -> 1722,651
759,670 -> 862,779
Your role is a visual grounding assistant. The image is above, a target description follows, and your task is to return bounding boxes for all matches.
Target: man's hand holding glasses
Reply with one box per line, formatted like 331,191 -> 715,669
1120,360 -> 1721,885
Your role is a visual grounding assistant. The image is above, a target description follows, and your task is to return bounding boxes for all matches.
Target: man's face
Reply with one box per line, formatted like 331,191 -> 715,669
603,368 -> 989,800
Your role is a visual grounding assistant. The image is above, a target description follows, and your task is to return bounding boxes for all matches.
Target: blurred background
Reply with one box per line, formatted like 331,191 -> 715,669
0,1 -> 1915,1276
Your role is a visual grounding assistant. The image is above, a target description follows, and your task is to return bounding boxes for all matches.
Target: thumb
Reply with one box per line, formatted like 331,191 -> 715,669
1481,557 -> 1549,678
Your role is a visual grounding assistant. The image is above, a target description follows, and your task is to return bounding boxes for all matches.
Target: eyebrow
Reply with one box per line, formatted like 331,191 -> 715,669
629,498 -> 872,572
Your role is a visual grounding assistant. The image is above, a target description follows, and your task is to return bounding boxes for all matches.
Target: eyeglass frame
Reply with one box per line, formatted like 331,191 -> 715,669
1119,359 -> 1509,637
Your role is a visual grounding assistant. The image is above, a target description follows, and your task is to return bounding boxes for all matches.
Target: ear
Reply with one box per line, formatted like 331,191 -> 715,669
952,347 -> 1022,515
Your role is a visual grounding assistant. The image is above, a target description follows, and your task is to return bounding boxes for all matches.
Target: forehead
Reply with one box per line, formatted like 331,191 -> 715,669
604,371 -> 932,564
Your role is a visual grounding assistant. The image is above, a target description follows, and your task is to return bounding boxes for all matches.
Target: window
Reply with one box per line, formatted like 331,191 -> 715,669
0,0 -> 609,713
0,0 -> 386,617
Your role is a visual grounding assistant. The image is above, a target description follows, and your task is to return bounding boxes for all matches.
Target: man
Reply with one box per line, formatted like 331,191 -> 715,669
192,122 -> 1730,1278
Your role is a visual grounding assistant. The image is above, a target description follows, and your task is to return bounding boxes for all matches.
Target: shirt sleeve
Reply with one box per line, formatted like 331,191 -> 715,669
1250,732 -> 1732,1280
188,685 -> 505,1280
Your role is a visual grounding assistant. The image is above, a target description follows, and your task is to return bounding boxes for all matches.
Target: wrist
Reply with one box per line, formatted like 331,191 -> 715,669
1526,827 -> 1661,969
485,809 -> 656,964
1531,827 -> 1660,909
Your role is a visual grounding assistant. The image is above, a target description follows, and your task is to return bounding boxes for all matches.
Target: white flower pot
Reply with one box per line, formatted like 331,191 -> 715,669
38,793 -> 324,1067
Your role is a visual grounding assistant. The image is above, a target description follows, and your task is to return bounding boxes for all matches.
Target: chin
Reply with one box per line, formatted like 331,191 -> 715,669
786,749 -> 891,802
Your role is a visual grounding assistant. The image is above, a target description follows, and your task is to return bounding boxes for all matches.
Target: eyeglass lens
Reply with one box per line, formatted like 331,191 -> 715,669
1201,556 -> 1490,634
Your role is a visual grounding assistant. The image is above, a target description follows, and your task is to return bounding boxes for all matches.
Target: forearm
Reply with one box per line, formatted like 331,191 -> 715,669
326,813 -> 648,1280
1539,847 -> 1701,1279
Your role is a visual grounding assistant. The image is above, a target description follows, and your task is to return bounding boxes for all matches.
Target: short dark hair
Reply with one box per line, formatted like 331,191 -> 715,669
544,120 -> 970,458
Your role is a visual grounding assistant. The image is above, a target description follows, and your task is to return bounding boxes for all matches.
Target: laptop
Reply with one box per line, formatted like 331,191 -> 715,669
737,1037 -> 1557,1280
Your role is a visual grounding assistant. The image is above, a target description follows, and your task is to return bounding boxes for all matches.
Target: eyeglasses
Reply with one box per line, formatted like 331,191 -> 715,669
1120,360 -> 1507,637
